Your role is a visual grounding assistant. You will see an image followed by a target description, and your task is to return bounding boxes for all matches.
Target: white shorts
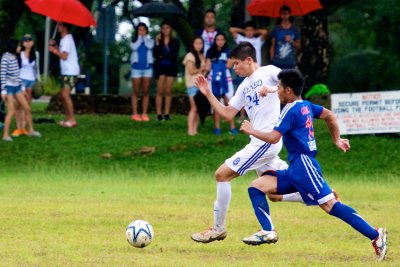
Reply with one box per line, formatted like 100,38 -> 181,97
131,68 -> 153,78
225,139 -> 287,176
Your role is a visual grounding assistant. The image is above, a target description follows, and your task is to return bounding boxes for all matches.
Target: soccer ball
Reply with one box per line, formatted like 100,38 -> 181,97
126,220 -> 154,248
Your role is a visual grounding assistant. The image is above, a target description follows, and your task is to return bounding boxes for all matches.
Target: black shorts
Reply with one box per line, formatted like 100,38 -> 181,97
153,64 -> 178,79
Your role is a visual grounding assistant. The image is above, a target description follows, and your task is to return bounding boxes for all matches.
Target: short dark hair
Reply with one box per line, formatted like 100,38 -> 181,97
4,39 -> 19,54
59,22 -> 72,31
243,20 -> 256,29
278,69 -> 305,96
230,42 -> 257,62
204,9 -> 216,16
280,5 -> 291,13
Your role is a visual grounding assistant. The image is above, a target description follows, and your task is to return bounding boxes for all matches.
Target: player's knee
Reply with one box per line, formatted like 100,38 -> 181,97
267,194 -> 280,202
215,171 -> 230,182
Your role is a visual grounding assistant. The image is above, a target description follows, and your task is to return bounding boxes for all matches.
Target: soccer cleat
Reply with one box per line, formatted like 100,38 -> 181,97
191,227 -> 227,243
242,230 -> 278,246
332,189 -> 341,202
372,228 -> 388,262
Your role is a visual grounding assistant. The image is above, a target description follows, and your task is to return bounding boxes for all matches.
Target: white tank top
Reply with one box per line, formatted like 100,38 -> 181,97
20,52 -> 36,81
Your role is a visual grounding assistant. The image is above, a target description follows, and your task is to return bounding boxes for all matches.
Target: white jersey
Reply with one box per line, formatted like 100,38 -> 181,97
59,34 -> 80,76
229,65 -> 281,144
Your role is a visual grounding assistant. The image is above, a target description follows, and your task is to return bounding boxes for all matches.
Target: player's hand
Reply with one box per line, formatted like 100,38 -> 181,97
240,120 -> 253,135
258,86 -> 278,97
195,75 -> 212,97
335,138 -> 350,152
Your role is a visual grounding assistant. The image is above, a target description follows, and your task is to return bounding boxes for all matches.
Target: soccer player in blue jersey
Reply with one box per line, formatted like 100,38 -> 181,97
239,69 -> 387,261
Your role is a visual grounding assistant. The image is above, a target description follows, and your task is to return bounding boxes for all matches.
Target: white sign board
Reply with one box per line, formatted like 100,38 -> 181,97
331,91 -> 400,135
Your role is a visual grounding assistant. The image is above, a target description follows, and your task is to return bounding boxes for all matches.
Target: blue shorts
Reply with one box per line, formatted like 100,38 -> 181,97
276,154 -> 334,206
131,68 -> 153,78
22,79 -> 36,90
186,86 -> 198,97
5,85 -> 22,95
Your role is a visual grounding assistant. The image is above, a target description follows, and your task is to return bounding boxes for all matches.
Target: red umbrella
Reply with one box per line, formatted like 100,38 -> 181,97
247,0 -> 322,18
25,0 -> 96,27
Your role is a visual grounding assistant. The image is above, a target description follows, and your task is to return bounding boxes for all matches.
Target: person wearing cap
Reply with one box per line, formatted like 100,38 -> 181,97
12,34 -> 39,137
48,22 -> 80,128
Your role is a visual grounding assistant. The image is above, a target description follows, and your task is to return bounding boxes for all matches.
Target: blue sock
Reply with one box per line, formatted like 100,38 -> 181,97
329,202 -> 378,240
248,187 -> 274,231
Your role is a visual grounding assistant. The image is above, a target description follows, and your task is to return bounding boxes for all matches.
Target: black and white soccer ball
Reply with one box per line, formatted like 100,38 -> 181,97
126,220 -> 154,248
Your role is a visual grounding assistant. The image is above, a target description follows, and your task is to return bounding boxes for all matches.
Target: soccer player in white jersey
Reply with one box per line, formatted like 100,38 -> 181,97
240,69 -> 387,262
191,42 -> 293,243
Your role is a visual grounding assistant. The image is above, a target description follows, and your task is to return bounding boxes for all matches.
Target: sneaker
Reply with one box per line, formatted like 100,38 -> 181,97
141,114 -> 150,122
58,121 -> 77,128
157,114 -> 163,122
191,227 -> 227,243
213,128 -> 221,135
242,230 -> 278,246
131,114 -> 142,121
20,129 -> 29,136
332,189 -> 341,202
229,128 -> 239,135
28,131 -> 42,138
2,136 -> 13,142
164,114 -> 171,121
372,228 -> 388,262
11,129 -> 21,137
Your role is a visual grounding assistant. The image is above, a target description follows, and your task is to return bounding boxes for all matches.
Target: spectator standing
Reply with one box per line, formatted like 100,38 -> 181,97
269,5 -> 301,69
153,21 -> 180,121
206,33 -> 237,135
230,21 -> 268,66
130,23 -> 154,122
183,36 -> 207,136
13,34 -> 39,137
49,22 -> 80,128
195,9 -> 221,56
1,39 -> 41,141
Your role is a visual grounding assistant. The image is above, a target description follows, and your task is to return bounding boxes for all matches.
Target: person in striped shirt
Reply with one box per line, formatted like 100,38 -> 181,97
240,69 -> 387,262
1,39 -> 41,141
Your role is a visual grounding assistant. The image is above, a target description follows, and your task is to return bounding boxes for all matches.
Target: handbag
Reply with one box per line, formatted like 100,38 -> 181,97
32,51 -> 44,99
32,80 -> 44,99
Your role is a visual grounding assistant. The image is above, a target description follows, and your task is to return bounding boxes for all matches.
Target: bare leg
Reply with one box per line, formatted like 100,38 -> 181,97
15,92 -> 34,133
164,76 -> 174,115
3,95 -> 16,139
156,75 -> 166,115
187,96 -> 198,135
141,77 -> 151,115
61,87 -> 75,122
132,77 -> 141,115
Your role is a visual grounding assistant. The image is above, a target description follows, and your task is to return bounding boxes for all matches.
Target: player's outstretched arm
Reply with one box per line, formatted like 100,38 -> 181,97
319,108 -> 350,152
195,75 -> 238,120
240,120 -> 282,144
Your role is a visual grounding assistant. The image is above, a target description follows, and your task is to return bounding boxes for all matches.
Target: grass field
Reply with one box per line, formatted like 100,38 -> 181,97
0,104 -> 398,266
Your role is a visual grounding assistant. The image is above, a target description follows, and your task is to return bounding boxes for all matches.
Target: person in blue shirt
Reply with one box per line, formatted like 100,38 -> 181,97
130,23 -> 154,122
239,69 -> 387,262
269,5 -> 301,69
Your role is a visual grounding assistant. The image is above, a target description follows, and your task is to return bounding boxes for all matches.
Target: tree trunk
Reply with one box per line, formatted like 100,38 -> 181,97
298,9 -> 331,91
230,0 -> 246,27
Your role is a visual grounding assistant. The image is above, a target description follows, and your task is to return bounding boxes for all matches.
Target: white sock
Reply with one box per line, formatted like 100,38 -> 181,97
213,182 -> 231,231
282,192 -> 304,203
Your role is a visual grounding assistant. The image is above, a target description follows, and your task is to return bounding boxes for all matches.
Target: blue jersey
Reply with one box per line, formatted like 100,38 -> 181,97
274,100 -> 324,162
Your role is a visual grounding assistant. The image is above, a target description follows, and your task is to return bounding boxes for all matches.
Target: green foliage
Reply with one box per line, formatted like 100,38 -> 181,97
41,75 -> 60,96
328,0 -> 400,92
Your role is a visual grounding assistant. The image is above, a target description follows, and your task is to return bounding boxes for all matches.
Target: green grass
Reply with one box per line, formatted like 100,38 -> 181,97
0,104 -> 398,266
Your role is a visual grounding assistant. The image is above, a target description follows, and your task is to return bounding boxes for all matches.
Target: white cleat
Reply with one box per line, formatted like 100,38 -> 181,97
191,227 -> 227,243
242,229 -> 278,246
372,227 -> 388,262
